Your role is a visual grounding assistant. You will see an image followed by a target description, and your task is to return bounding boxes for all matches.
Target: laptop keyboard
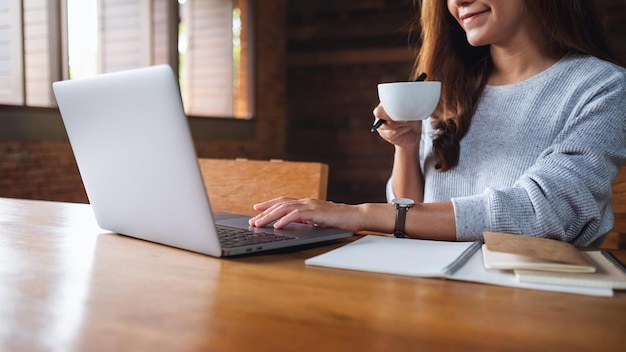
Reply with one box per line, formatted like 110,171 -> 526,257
216,225 -> 296,248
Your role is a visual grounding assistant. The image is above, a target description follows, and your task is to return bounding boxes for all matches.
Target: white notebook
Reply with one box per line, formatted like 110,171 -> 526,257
307,235 -> 481,277
514,250 -> 626,289
481,245 -> 596,273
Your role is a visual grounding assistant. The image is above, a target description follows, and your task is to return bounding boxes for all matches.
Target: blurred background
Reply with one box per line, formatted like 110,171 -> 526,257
1,0 -> 625,206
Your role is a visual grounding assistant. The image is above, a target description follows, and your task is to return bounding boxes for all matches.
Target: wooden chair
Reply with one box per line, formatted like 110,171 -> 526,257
197,158 -> 329,216
606,165 -> 626,249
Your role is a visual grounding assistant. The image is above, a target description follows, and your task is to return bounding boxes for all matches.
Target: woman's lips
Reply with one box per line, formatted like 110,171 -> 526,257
460,9 -> 490,23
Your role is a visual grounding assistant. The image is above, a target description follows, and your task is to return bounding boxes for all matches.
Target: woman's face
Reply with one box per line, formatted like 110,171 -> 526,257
447,0 -> 529,47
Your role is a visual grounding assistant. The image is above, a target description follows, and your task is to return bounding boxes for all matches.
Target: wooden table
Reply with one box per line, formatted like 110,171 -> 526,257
1,197 -> 625,352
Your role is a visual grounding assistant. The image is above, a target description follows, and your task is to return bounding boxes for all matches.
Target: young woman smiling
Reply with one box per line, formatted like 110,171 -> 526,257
250,0 -> 626,246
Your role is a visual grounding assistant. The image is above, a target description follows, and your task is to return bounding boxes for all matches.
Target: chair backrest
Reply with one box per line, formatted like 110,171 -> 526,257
198,158 -> 329,216
611,165 -> 626,248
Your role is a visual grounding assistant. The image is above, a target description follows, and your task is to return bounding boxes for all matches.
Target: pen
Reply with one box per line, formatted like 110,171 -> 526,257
370,118 -> 385,133
371,72 -> 428,133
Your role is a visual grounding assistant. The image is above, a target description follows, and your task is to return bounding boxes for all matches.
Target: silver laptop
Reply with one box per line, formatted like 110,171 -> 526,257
52,65 -> 352,257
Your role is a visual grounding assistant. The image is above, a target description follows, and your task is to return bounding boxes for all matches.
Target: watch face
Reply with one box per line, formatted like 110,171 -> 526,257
392,198 -> 415,207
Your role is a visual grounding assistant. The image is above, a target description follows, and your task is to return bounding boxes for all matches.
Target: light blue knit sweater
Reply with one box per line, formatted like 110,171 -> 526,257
387,52 -> 626,246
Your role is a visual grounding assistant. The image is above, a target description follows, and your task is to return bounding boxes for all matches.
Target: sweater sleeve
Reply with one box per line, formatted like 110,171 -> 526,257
454,72 -> 626,246
385,177 -> 395,203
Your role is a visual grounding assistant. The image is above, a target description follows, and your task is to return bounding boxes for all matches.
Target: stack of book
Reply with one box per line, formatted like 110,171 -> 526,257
481,232 -> 626,290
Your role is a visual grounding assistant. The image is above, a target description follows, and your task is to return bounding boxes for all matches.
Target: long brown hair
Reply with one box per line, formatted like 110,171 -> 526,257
411,0 -> 619,171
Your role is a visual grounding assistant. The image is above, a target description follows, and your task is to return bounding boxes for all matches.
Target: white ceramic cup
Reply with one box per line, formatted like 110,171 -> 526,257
377,81 -> 441,121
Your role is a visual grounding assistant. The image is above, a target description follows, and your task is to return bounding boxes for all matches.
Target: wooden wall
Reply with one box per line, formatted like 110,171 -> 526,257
285,0 -> 416,204
599,0 -> 626,58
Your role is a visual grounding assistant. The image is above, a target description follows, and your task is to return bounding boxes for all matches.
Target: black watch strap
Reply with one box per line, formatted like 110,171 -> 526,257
393,206 -> 410,238
392,198 -> 414,238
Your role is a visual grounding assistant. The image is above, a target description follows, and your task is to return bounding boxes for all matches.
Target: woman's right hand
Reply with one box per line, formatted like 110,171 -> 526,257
373,103 -> 421,149
249,197 -> 370,233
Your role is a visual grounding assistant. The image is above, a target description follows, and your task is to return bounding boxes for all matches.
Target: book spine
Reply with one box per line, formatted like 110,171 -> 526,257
517,274 -> 624,289
443,240 -> 482,276
601,250 -> 626,274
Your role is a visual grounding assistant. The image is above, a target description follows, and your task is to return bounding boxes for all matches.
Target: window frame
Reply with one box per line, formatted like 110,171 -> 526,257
0,0 -> 255,120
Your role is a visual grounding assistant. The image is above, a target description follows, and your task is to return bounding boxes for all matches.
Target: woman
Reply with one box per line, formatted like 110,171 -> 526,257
250,0 -> 626,246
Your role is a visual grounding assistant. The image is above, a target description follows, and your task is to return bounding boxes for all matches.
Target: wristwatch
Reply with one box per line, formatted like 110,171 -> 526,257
392,198 -> 415,238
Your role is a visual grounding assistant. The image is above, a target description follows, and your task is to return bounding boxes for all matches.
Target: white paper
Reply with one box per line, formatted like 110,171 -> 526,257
305,235 -> 612,297
306,235 -> 475,277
